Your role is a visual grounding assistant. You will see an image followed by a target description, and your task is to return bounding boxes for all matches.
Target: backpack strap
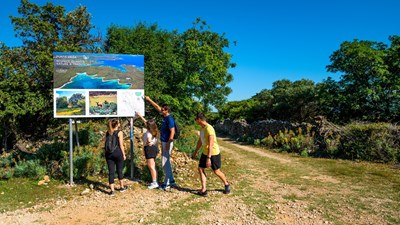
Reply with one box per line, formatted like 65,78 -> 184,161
113,130 -> 120,148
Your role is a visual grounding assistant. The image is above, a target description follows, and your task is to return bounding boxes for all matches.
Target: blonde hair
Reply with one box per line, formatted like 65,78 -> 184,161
107,119 -> 120,134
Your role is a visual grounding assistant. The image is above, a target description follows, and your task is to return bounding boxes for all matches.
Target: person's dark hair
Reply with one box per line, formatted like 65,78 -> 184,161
107,119 -> 119,134
196,112 -> 207,121
161,104 -> 171,112
146,118 -> 159,137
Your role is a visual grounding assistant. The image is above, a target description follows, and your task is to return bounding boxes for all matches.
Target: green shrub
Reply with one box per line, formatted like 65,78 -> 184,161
33,142 -> 67,178
79,121 -> 102,147
0,152 -> 14,179
0,167 -> 13,179
14,160 -> 47,179
0,152 -> 13,168
274,129 -> 291,149
261,134 -> 274,148
300,149 -> 309,157
338,123 -> 400,163
35,142 -> 66,163
174,126 -> 199,154
324,131 -> 341,157
272,127 -> 315,154
246,136 -> 254,144
89,150 -> 108,175
60,146 -> 94,180
0,152 -> 15,179
236,135 -> 248,143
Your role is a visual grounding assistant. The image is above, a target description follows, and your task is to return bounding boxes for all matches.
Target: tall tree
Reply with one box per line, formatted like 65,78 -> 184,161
0,0 -> 101,150
247,89 -> 274,123
270,79 -> 318,122
384,35 -> 400,121
316,77 -> 343,123
177,18 -> 235,110
104,23 -> 182,118
104,18 -> 236,121
218,99 -> 256,122
326,38 -> 399,122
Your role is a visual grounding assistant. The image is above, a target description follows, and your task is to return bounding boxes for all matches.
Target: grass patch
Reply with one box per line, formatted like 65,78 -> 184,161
220,142 -> 275,220
145,195 -> 210,225
219,140 -> 400,225
0,178 -> 73,212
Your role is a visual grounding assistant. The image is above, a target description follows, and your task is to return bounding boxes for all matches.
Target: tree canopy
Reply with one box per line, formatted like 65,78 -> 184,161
104,18 -> 236,121
219,36 -> 400,124
0,1 -> 236,150
1,0 -> 101,150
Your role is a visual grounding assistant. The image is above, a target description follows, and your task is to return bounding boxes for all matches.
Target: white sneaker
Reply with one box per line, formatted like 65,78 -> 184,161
148,182 -> 159,189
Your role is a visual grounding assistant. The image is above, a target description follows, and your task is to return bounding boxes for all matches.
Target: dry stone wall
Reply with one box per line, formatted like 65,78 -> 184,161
215,118 -> 313,139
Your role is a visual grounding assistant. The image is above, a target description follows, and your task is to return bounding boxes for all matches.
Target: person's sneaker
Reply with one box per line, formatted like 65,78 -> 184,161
197,190 -> 208,197
159,184 -> 171,191
223,184 -> 231,194
119,186 -> 128,193
148,182 -> 159,189
108,191 -> 115,196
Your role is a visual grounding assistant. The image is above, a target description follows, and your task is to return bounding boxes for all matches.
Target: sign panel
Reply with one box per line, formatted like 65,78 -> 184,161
53,52 -> 144,118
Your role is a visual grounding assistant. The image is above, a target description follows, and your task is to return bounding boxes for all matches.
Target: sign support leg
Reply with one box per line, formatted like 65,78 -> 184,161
69,118 -> 74,185
130,117 -> 135,180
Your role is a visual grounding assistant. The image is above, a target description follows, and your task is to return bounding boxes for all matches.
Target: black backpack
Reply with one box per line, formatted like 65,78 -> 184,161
105,130 -> 119,154
167,115 -> 180,139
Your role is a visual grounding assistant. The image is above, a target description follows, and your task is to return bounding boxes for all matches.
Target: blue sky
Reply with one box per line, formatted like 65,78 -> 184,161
1,0 -> 399,101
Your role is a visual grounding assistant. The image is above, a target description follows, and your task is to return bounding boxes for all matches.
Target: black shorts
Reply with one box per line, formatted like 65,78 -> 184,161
144,145 -> 159,159
199,154 -> 221,170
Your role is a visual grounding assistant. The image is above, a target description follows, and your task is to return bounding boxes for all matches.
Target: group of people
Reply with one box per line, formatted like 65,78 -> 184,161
104,96 -> 231,197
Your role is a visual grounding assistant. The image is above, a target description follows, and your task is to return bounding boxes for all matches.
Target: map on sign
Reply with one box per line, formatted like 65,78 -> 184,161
53,52 -> 145,118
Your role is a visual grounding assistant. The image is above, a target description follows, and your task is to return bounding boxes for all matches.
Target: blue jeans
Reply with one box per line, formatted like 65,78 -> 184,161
161,141 -> 175,185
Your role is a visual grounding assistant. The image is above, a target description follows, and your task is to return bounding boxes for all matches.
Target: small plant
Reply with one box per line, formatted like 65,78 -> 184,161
60,146 -> 94,180
261,134 -> 274,148
324,132 -> 341,157
269,127 -> 316,154
14,160 -> 47,179
174,127 -> 198,154
0,152 -> 14,179
300,149 -> 309,157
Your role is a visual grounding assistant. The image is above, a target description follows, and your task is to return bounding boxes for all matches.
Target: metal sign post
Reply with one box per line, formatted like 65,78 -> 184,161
130,117 -> 135,180
69,118 -> 74,185
74,120 -> 80,150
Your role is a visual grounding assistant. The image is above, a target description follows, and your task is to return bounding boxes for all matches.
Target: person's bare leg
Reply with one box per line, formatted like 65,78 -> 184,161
110,183 -> 115,192
147,158 -> 157,182
198,167 -> 207,192
213,169 -> 229,185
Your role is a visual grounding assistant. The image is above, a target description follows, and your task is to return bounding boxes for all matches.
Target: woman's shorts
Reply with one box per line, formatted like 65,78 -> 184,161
144,145 -> 159,159
199,154 -> 221,170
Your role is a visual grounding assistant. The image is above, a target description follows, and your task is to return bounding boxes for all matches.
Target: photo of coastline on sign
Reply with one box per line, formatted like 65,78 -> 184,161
53,52 -> 145,118
53,52 -> 144,89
